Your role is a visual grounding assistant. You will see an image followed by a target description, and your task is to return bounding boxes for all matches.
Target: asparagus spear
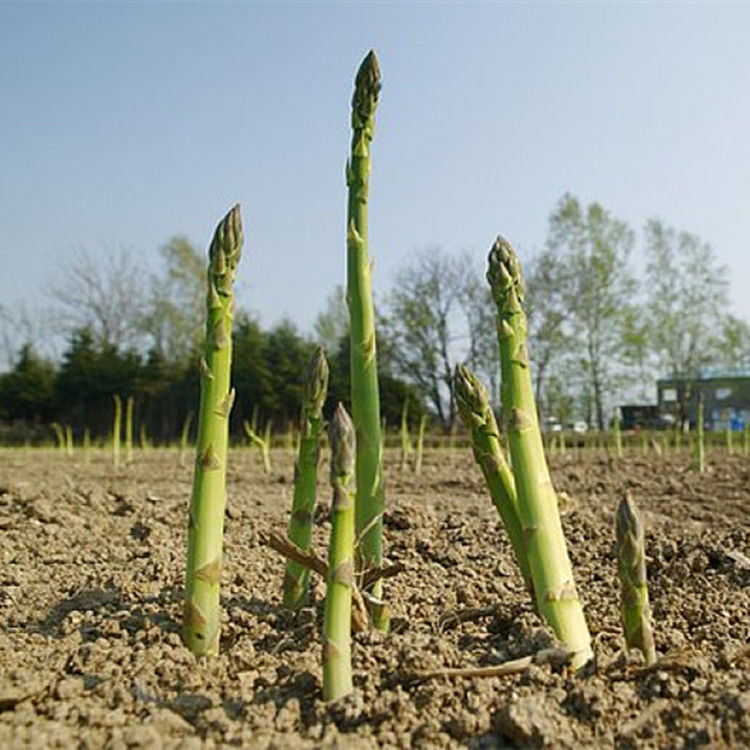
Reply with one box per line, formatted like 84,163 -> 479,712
125,395 -> 134,464
112,394 -> 121,469
695,392 -> 705,473
613,408 -> 623,459
615,492 -> 657,665
487,235 -> 593,671
454,363 -> 531,590
414,413 -> 427,475
283,347 -> 329,608
346,50 -> 388,631
182,205 -> 243,657
399,398 -> 412,473
323,403 -> 356,701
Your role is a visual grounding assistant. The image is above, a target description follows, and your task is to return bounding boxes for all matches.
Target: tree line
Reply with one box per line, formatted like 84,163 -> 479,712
1,192 -> 747,440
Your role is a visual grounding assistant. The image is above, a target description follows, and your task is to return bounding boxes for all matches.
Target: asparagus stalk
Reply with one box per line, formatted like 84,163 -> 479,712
112,394 -> 121,469
346,50 -> 388,630
454,363 -> 531,590
65,425 -> 74,457
695,392 -> 705,473
51,422 -> 65,452
615,493 -> 657,665
179,411 -> 193,467
613,408 -> 623,459
283,347 -> 330,609
125,395 -> 134,464
182,205 -> 243,657
414,413 -> 427,475
399,398 -> 412,473
243,420 -> 272,474
83,427 -> 91,465
323,403 -> 356,701
487,235 -> 593,671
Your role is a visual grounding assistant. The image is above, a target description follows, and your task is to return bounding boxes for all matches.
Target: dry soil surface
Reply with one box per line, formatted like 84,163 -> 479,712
1,446 -> 749,748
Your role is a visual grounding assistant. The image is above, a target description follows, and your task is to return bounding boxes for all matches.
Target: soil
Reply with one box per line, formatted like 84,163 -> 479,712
1,445 -> 748,749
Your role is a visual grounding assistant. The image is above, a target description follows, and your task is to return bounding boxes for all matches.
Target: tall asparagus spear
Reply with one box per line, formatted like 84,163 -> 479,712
346,50 -> 388,631
182,205 -> 243,657
454,363 -> 531,590
323,403 -> 356,701
283,347 -> 330,608
487,236 -> 593,671
615,492 -> 657,665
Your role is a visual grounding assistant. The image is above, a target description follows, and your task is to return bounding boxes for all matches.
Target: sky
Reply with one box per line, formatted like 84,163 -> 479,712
1,1 -> 750,343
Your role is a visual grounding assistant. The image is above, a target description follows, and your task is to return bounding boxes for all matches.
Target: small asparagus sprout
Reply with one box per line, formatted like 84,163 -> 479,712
65,425 -> 74,457
346,50 -> 388,631
613,408 -> 623,459
323,403 -> 356,701
51,422 -> 65,452
694,392 -> 705,473
243,420 -> 272,474
179,411 -> 193,467
283,347 -> 330,609
414,413 -> 427,475
487,235 -> 593,671
183,205 -> 243,657
399,398 -> 413,473
615,493 -> 657,665
125,395 -> 134,464
454,363 -> 531,590
83,427 -> 91,465
112,394 -> 122,469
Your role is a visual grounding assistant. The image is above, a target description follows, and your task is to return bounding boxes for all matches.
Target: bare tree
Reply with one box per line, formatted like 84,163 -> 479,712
381,247 -> 495,427
0,302 -> 59,370
48,245 -> 147,350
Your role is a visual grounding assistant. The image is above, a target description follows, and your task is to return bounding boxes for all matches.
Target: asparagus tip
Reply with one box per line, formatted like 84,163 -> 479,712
330,403 -> 355,480
352,50 -> 381,117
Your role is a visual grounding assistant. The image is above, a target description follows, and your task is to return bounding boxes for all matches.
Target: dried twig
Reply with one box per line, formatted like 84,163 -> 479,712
401,648 -> 571,684
263,532 -> 369,632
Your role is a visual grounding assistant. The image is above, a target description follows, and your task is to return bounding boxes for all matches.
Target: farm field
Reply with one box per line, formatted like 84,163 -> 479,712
0,446 -> 748,749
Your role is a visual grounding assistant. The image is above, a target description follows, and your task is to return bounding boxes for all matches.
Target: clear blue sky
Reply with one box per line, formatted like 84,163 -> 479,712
2,2 -> 749,335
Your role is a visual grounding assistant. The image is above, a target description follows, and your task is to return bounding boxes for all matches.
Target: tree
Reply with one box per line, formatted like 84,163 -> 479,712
380,247 -> 490,428
141,237 -> 206,362
717,314 -> 750,370
313,285 -> 349,355
0,344 -> 56,422
644,219 -> 730,426
547,194 -> 637,429
524,245 -> 577,416
48,246 -> 147,350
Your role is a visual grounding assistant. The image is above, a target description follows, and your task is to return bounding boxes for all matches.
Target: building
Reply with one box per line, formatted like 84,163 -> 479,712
657,368 -> 750,430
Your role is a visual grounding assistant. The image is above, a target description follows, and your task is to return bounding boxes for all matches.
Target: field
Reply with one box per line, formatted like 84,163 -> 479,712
1,445 -> 749,748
